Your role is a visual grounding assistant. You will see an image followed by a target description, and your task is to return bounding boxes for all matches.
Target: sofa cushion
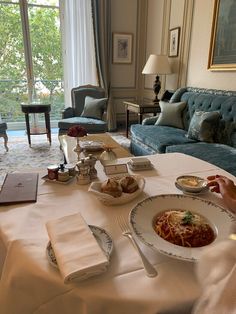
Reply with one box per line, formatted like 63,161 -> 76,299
155,101 -> 186,129
186,111 -> 220,142
130,124 -> 196,153
58,117 -> 107,134
81,96 -> 107,120
166,142 -> 236,177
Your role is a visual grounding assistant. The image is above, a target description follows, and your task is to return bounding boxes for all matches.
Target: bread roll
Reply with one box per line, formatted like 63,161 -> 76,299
101,178 -> 122,198
120,176 -> 139,193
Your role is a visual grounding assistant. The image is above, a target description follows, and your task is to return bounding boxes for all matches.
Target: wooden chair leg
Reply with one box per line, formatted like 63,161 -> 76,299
0,133 -> 8,152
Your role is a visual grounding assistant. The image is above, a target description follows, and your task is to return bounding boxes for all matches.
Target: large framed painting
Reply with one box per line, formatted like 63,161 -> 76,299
208,0 -> 236,71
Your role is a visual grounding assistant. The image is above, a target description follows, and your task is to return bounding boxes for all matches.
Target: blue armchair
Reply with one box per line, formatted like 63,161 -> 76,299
58,85 -> 108,136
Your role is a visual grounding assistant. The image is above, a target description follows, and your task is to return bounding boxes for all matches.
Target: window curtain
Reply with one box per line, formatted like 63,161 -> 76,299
59,0 -> 98,107
91,0 -> 116,131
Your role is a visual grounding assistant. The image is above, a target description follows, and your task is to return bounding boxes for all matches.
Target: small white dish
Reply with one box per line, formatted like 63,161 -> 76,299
42,174 -> 75,185
129,157 -> 151,166
127,161 -> 154,171
88,175 -> 145,206
46,225 -> 113,268
80,141 -> 104,152
175,182 -> 209,195
176,175 -> 208,193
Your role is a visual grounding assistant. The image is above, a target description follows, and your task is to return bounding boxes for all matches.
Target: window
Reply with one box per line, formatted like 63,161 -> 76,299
0,0 -> 63,126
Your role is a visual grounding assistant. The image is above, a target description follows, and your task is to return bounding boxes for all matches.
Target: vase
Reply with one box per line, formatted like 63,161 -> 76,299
73,137 -> 83,161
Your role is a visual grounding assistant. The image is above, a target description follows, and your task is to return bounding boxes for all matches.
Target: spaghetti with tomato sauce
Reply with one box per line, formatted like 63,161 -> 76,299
153,210 -> 215,247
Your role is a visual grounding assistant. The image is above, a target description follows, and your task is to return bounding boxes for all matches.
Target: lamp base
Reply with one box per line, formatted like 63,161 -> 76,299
153,75 -> 161,104
153,96 -> 159,104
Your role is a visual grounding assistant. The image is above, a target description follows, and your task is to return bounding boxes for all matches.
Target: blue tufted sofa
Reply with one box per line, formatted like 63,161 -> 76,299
130,87 -> 236,176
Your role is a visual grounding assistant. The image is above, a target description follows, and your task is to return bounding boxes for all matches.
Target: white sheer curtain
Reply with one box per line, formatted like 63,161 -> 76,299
59,0 -> 98,107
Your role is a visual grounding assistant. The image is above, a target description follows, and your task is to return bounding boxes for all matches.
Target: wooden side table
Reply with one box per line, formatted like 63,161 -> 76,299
123,101 -> 160,137
21,103 -> 51,146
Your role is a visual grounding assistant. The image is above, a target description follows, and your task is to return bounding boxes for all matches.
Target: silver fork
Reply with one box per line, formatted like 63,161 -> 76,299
117,213 -> 158,278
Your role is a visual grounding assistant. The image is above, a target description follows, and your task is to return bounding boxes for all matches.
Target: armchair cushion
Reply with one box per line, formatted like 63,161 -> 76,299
58,117 -> 107,135
155,101 -> 186,129
81,96 -> 107,120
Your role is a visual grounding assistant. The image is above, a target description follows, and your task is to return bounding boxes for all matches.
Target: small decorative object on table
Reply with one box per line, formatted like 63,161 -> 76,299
76,158 -> 91,185
128,157 -> 153,171
67,125 -> 87,161
99,145 -> 117,166
64,163 -> 77,177
47,164 -> 59,180
57,164 -> 70,182
85,154 -> 98,180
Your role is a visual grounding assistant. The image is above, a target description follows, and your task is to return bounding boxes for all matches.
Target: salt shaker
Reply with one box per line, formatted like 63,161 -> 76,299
76,158 -> 91,185
85,154 -> 97,180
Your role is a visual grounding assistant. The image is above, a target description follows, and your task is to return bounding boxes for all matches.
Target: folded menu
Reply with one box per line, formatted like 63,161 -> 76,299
46,213 -> 109,284
0,173 -> 38,205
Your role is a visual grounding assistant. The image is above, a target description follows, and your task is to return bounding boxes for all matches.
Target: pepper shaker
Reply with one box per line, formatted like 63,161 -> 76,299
76,158 -> 91,185
85,154 -> 97,180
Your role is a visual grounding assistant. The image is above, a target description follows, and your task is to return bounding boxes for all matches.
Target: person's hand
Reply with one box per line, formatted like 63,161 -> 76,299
207,175 -> 236,193
207,175 -> 236,214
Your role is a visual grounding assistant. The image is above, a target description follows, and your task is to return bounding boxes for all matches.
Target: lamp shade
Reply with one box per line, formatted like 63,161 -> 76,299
142,54 -> 171,75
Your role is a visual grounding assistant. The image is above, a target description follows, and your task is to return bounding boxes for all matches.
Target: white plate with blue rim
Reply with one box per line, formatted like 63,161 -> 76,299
46,225 -> 113,268
129,194 -> 235,262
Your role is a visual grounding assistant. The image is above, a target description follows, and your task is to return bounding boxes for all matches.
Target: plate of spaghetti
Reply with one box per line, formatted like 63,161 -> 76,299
129,194 -> 234,261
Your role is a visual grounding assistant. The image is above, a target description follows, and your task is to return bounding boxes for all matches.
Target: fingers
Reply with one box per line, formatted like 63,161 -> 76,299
207,181 -> 220,193
210,186 -> 220,193
207,174 -> 221,181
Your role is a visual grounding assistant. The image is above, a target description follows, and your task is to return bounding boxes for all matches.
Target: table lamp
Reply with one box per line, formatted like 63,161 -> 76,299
142,54 -> 171,103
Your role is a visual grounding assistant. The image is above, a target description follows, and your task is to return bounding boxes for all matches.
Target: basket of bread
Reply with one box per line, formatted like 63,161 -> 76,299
88,175 -> 145,205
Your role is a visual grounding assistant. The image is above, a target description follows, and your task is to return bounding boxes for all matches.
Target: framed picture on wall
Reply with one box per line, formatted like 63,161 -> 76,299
169,27 -> 180,57
208,0 -> 236,71
113,33 -> 133,64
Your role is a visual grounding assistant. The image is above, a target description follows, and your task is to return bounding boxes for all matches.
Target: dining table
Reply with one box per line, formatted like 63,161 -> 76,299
0,152 -> 235,314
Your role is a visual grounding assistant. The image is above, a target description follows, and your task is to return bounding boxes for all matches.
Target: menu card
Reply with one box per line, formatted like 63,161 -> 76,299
0,173 -> 38,205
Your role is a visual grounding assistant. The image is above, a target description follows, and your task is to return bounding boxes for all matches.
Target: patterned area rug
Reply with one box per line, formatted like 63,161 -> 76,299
0,132 -> 131,185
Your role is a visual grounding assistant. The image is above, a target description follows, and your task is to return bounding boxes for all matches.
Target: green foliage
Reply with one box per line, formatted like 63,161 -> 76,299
0,2 -> 64,122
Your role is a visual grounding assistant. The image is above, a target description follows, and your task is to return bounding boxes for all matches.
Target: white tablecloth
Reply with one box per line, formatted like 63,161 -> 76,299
0,153 -> 235,314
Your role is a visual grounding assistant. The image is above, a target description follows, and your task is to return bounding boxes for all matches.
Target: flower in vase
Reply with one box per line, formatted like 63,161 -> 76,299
67,125 -> 87,138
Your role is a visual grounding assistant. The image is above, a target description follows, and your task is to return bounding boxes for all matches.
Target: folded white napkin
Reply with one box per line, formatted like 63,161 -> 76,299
46,213 -> 109,284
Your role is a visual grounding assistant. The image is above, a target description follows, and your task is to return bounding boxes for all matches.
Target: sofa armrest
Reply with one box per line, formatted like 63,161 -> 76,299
61,107 -> 75,119
142,115 -> 160,125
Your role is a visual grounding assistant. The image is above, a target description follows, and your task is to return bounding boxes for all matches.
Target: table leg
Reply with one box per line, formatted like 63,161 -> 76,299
45,113 -> 51,145
126,109 -> 129,138
25,113 -> 31,146
138,114 -> 143,124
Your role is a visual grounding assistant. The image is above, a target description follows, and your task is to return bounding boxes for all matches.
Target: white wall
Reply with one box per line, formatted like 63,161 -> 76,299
111,0 -> 137,88
187,0 -> 236,90
143,0 -> 164,90
110,0 -> 146,123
